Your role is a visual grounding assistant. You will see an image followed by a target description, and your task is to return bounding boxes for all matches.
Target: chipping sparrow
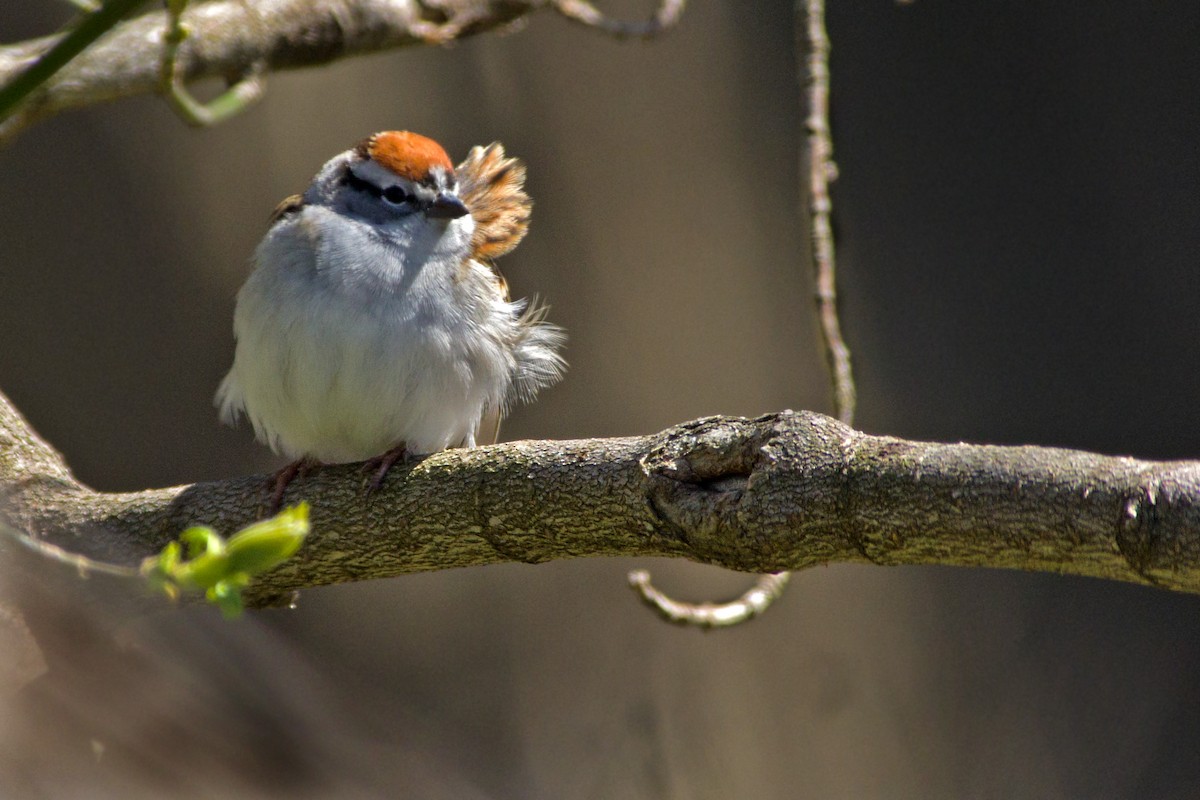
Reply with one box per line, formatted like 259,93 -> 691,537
216,131 -> 565,497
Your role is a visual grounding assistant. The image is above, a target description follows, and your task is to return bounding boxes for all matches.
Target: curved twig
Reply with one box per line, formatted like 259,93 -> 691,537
628,570 -> 791,628
158,0 -> 267,126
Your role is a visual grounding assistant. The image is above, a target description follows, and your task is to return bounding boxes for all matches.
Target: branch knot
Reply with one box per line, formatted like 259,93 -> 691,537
638,411 -> 843,569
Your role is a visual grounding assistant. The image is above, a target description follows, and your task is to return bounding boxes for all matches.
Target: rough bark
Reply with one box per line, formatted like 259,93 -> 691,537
3,387 -> 1200,608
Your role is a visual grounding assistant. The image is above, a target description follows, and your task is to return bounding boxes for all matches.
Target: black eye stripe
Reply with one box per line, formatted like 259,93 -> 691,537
341,169 -> 379,199
342,169 -> 412,206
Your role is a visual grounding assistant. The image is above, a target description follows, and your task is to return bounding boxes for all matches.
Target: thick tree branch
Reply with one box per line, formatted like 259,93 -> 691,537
0,0 -> 546,143
3,387 -> 1200,608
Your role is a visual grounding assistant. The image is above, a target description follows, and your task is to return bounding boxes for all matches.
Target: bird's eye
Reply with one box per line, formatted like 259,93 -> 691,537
382,186 -> 410,205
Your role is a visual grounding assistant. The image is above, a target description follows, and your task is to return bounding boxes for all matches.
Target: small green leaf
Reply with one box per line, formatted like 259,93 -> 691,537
173,551 -> 230,592
180,525 -> 223,559
225,502 -> 310,575
141,540 -> 182,599
137,505 -> 309,616
208,575 -> 249,619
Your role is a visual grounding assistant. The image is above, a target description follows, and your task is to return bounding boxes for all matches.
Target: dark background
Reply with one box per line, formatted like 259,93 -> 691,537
2,1 -> 1200,797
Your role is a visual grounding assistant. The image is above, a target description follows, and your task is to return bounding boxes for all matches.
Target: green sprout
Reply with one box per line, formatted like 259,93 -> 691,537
141,503 -> 310,618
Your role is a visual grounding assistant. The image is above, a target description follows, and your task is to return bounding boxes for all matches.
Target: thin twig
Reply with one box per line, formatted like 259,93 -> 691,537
804,0 -> 854,425
1,519 -> 140,581
552,0 -> 687,39
629,0 -> 852,628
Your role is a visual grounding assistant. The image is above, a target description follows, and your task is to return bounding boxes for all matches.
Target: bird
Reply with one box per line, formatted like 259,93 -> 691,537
216,131 -> 565,505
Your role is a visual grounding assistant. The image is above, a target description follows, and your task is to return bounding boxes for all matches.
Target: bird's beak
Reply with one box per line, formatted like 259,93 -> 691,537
427,192 -> 470,219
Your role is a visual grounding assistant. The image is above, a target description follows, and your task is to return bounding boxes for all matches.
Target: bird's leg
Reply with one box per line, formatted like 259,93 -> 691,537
363,443 -> 408,491
265,457 -> 316,515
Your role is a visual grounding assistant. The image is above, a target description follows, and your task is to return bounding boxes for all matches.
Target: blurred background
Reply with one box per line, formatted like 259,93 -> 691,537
2,0 -> 1200,796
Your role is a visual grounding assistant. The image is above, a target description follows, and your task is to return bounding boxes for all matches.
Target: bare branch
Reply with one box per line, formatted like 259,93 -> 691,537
0,0 -> 546,145
4,387 -> 1200,610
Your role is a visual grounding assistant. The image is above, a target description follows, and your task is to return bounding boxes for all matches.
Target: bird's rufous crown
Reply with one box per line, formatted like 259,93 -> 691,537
362,131 -> 454,183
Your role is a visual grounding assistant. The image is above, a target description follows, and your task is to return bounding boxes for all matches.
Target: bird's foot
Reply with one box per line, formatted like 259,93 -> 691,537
264,458 -> 316,515
363,444 -> 408,491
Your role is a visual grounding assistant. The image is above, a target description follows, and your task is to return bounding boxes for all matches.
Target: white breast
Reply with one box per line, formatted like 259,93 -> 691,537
216,206 -> 515,463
